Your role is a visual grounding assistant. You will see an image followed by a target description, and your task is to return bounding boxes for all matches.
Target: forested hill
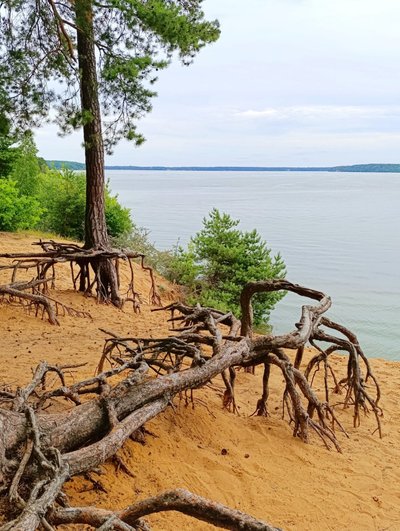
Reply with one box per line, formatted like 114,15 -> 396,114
328,164 -> 400,172
45,161 -> 400,173
46,160 -> 85,170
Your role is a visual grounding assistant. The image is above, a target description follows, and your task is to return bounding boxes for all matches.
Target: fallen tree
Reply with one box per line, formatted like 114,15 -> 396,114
0,280 -> 382,530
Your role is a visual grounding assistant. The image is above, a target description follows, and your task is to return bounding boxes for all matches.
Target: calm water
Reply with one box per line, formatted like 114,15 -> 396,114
107,170 -> 400,360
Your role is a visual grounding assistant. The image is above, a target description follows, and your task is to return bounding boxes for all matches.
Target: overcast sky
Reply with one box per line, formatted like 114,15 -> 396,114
35,0 -> 400,166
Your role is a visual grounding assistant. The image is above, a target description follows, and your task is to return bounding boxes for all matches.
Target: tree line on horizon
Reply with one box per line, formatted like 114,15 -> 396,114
45,160 -> 400,172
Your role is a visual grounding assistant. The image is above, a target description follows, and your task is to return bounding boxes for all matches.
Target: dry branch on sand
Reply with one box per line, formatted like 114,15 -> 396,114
0,278 -> 382,530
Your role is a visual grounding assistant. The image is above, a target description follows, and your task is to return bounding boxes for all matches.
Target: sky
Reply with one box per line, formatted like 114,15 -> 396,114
35,0 -> 400,166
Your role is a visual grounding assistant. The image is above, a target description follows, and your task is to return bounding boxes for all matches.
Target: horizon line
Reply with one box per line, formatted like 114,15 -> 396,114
45,161 -> 400,173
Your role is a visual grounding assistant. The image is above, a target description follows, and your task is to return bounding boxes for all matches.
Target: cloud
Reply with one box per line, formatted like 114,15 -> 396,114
235,105 -> 400,121
34,1 -> 400,165
231,105 -> 400,138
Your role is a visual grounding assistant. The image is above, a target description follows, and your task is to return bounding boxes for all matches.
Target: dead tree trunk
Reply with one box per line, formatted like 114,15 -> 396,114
75,0 -> 121,306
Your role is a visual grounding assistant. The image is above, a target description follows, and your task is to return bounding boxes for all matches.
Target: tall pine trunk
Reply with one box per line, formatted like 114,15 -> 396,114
75,0 -> 121,306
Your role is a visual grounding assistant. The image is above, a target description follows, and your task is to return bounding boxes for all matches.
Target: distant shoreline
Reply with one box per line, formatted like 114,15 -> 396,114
45,161 -> 400,173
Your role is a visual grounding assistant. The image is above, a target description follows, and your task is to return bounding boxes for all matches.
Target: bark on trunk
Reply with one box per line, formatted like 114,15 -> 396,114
75,0 -> 121,305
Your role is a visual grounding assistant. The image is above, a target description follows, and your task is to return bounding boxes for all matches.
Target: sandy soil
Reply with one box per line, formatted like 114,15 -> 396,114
1,232 -> 400,531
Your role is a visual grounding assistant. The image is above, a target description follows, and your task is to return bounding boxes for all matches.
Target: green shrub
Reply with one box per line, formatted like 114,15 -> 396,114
105,192 -> 133,238
0,131 -> 133,240
0,114 -> 20,179
38,169 -> 132,240
10,133 -> 42,196
167,242 -> 200,286
0,179 -> 43,231
37,168 -> 86,239
167,209 -> 286,325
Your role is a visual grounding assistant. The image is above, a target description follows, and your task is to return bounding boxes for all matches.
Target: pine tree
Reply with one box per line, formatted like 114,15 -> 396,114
0,0 -> 219,303
170,209 -> 287,325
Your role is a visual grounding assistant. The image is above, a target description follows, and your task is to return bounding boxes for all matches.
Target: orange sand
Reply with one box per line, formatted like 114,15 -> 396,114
1,232 -> 400,531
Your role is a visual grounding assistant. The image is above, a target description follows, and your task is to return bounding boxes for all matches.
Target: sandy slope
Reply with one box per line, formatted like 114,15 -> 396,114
1,233 -> 400,531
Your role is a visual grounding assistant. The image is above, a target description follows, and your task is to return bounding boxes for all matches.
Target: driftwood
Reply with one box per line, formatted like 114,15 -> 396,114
0,240 -> 161,320
0,280 -> 381,530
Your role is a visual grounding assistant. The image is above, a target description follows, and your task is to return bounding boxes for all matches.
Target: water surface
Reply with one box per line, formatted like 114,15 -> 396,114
107,170 -> 400,360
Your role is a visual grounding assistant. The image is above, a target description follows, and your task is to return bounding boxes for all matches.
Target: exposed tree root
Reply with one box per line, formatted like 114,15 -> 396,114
50,489 -> 281,530
251,362 -> 270,417
0,279 -> 382,529
0,279 -> 60,325
0,239 -> 161,320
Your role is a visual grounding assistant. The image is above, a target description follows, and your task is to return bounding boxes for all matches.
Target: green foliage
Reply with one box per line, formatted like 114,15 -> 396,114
0,129 -> 132,240
105,190 -> 133,238
46,161 -> 85,171
37,169 -> 133,240
168,209 -> 287,325
0,128 -> 46,231
167,242 -> 200,287
0,179 -> 43,231
0,1 -> 220,151
10,133 -> 42,195
37,169 -> 86,240
0,115 -> 20,178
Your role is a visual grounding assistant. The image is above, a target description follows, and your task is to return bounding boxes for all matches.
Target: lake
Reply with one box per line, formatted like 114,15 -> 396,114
107,170 -> 400,361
